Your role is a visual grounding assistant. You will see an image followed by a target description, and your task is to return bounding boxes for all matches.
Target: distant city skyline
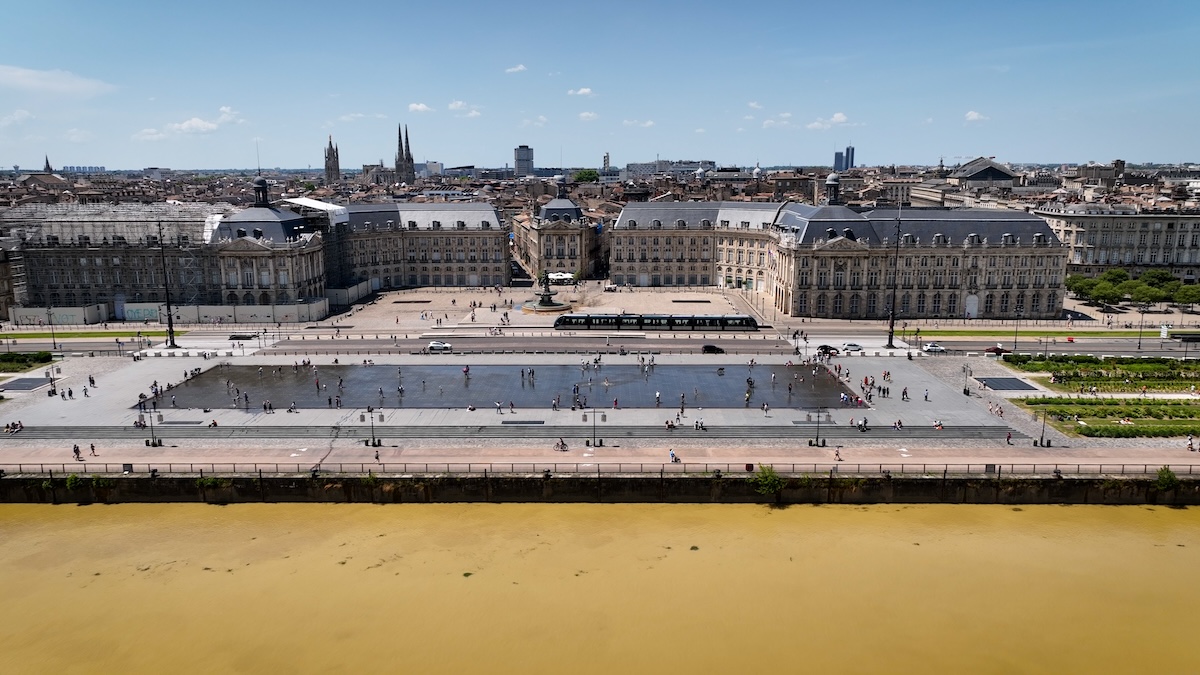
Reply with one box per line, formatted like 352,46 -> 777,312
1,0 -> 1196,171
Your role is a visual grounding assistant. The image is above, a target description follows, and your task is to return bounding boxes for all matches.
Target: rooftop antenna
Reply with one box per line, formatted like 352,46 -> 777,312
255,139 -> 262,176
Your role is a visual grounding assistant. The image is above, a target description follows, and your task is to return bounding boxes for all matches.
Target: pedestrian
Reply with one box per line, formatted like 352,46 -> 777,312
923,389 -> 929,402
495,401 -> 503,414
83,387 -> 89,397
509,401 -> 515,413
834,449 -> 843,461
90,443 -> 97,456
1006,432 -> 1012,445
669,449 -> 676,463
375,449 -> 380,463
72,444 -> 81,460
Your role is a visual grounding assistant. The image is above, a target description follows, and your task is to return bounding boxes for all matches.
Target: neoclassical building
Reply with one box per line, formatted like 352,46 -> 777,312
345,202 -> 509,288
511,187 -> 603,280
1034,202 -> 1200,282
609,200 -> 1067,320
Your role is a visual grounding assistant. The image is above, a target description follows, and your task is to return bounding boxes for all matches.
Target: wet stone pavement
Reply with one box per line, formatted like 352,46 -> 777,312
149,364 -> 856,412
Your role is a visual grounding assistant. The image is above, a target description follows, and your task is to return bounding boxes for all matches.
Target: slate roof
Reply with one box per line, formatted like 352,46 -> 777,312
346,203 -> 503,231
948,157 -> 1016,180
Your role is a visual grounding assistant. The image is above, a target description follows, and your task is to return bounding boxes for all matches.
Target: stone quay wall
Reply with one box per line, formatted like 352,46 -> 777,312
1,473 -> 1198,506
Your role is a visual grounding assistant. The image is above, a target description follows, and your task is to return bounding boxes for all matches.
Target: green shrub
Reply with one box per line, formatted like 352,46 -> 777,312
64,474 -> 82,491
1155,466 -> 1180,492
749,465 -> 786,497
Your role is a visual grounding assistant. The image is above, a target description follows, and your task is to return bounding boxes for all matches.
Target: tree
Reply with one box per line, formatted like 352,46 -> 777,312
1174,285 -> 1200,312
1139,269 -> 1175,288
1066,274 -> 1099,300
1099,269 -> 1129,285
1131,284 -> 1167,307
1090,281 -> 1123,307
1116,280 -> 1145,303
572,169 -> 599,183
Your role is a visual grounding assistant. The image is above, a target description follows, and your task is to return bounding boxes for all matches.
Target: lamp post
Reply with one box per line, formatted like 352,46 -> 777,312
156,221 -> 180,349
961,364 -> 972,396
1039,409 -> 1049,448
810,406 -> 827,447
1013,308 -> 1023,355
47,307 -> 57,350
884,214 -> 903,349
364,408 -> 377,446
589,406 -> 598,447
1136,303 -> 1149,351
148,409 -> 157,447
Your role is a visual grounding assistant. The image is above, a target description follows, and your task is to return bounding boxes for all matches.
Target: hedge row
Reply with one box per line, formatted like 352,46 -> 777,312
1077,424 -> 1200,438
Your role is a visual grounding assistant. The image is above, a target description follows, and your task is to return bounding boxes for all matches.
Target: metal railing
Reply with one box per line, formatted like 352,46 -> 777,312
5,462 -> 1197,477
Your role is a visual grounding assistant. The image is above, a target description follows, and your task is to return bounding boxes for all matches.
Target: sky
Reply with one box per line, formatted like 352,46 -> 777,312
1,0 -> 1197,171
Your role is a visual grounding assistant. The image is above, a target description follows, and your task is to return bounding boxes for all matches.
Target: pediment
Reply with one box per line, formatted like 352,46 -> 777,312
218,237 -> 272,252
816,237 -> 867,251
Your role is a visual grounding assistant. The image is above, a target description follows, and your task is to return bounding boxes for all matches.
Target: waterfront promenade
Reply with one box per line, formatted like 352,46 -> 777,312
0,286 -> 1195,473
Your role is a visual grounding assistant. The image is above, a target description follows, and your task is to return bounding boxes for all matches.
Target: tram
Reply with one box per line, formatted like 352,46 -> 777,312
552,314 -> 759,331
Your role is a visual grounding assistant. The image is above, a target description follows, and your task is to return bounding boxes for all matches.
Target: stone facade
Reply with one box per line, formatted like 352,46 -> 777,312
511,189 -> 602,280
610,201 -> 1068,320
1034,203 -> 1200,282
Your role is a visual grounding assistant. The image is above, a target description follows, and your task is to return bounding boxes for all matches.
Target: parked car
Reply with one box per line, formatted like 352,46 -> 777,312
427,340 -> 453,352
923,342 -> 947,353
701,344 -> 726,354
816,344 -> 840,356
984,345 -> 1010,355
842,342 -> 864,353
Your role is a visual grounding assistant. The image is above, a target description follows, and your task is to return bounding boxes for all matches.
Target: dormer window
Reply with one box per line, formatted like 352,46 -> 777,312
481,221 -> 492,229
236,228 -> 247,238
652,220 -> 662,229
626,220 -> 637,229
253,228 -> 264,239
676,219 -> 687,228
408,221 -> 417,230
432,221 -> 442,230
457,221 -> 466,230
700,219 -> 712,228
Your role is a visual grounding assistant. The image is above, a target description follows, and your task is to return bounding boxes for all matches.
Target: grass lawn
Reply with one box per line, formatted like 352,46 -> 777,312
1017,396 -> 1200,438
914,329 -> 1141,338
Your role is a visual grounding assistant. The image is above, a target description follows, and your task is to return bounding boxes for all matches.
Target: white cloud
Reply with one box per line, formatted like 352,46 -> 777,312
778,112 -> 792,119
965,110 -> 989,122
521,115 -> 548,128
408,103 -> 433,112
131,128 -> 167,142
805,111 -> 851,130
622,119 -> 653,127
0,109 -> 32,127
736,127 -> 745,133
567,87 -> 593,96
448,100 -> 466,110
463,110 -> 481,118
763,119 -> 789,129
168,117 -> 217,133
743,115 -> 755,120
0,64 -> 114,97
694,128 -> 706,134
64,128 -> 90,143
505,64 -> 527,73
578,112 -> 598,122
748,101 -> 762,109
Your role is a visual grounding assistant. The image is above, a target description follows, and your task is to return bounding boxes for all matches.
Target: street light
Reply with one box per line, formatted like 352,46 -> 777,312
961,364 -> 973,396
156,221 -> 180,349
47,307 -> 57,350
1013,308 -> 1023,355
1039,409 -> 1049,448
363,408 -> 377,446
884,213 -> 903,350
810,406 -> 827,447
1136,303 -> 1150,350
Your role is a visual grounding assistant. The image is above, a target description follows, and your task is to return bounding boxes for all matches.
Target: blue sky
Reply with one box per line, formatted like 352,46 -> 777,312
1,0 -> 1196,171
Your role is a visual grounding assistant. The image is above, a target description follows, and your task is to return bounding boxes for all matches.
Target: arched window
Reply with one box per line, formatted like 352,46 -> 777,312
932,293 -> 942,315
984,294 -> 995,314
227,292 -> 239,305
833,294 -> 844,314
916,293 -> 926,314
948,294 -> 958,314
816,294 -> 827,315
260,292 -> 271,306
243,292 -> 255,305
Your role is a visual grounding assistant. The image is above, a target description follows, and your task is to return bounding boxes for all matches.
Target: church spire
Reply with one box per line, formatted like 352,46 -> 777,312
43,155 -> 52,173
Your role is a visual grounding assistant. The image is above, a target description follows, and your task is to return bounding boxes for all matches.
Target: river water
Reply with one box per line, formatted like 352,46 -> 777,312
1,504 -> 1196,674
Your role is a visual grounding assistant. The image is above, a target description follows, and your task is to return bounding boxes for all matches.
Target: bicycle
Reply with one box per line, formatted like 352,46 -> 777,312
554,439 -> 568,452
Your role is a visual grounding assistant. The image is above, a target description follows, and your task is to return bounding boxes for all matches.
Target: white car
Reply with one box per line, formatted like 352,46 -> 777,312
842,342 -> 864,353
923,342 -> 947,353
427,340 -> 453,352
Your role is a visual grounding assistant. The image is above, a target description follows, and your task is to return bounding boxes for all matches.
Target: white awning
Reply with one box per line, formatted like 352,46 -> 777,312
280,197 -> 348,224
